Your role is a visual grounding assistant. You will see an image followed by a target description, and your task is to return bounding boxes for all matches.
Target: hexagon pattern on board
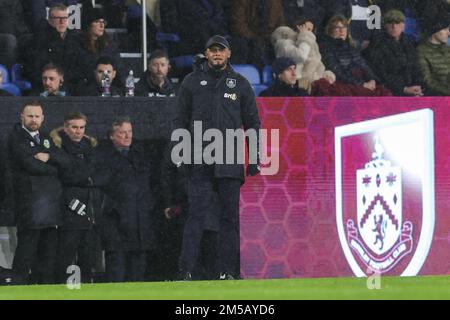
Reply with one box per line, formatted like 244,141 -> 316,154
241,97 -> 450,279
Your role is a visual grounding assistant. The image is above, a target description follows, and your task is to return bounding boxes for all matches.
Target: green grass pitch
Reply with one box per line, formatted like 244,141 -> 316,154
0,276 -> 448,300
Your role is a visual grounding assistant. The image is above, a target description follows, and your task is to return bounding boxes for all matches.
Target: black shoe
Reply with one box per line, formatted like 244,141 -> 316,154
219,273 -> 235,280
177,271 -> 192,281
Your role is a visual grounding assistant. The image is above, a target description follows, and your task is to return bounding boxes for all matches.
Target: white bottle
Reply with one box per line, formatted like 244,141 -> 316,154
101,70 -> 111,97
125,70 -> 135,97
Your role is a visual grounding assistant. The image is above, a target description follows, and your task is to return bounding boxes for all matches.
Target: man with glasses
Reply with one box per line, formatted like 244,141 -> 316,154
27,3 -> 80,91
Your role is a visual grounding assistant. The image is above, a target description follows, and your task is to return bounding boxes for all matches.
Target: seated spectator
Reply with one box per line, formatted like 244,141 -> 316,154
38,63 -> 69,97
74,56 -> 123,96
271,17 -> 336,93
230,0 -> 284,68
315,15 -> 391,96
26,3 -> 80,89
25,0 -> 86,30
259,57 -> 309,97
135,49 -> 176,97
365,10 -> 424,96
72,8 -> 124,88
0,69 -> 13,96
417,15 -> 450,96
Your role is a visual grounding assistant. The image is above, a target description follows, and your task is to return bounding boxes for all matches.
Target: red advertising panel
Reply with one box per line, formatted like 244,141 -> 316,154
240,97 -> 450,278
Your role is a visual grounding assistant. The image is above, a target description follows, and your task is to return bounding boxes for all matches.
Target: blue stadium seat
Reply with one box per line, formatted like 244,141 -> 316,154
1,64 -> 21,95
156,32 -> 181,43
11,64 -> 32,92
232,64 -> 269,95
404,16 -> 420,43
252,84 -> 268,96
262,65 -> 273,86
232,64 -> 261,84
171,55 -> 195,68
0,83 -> 21,96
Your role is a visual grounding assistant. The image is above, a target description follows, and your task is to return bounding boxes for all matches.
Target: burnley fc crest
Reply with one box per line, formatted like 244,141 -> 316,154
335,109 -> 435,277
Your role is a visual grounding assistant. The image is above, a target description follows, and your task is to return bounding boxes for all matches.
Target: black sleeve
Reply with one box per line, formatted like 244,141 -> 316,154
173,76 -> 193,131
7,134 -> 58,176
240,78 -> 261,164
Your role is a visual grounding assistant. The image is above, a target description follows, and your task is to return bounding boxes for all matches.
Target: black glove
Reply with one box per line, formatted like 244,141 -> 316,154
246,164 -> 260,177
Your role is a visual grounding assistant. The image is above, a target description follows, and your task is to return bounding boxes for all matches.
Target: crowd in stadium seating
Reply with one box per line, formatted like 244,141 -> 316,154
0,0 -> 449,97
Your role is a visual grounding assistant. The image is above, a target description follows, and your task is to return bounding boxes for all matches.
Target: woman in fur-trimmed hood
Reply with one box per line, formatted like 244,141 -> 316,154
271,17 -> 336,92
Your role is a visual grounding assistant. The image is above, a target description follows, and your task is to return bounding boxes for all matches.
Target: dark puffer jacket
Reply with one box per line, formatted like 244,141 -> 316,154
320,36 -> 379,85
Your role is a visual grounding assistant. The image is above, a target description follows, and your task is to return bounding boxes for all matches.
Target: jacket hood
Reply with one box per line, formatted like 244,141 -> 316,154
271,26 -> 297,45
296,30 -> 317,45
50,127 -> 98,148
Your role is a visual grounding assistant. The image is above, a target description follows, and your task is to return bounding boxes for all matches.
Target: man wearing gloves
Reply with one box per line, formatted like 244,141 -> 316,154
50,112 -> 101,283
173,35 -> 261,280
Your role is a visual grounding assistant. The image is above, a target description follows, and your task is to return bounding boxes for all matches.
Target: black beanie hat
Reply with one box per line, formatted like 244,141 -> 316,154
272,57 -> 296,76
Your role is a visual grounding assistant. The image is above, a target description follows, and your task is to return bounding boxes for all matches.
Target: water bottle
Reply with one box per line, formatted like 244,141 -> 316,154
125,70 -> 135,97
101,70 -> 111,97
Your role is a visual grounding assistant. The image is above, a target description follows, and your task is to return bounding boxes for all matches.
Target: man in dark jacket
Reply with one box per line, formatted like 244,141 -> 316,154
74,56 -> 123,96
173,35 -> 261,280
26,3 -> 80,89
50,112 -> 101,283
366,10 -> 424,96
135,49 -> 176,97
94,116 -> 154,282
260,57 -> 309,97
8,101 -> 70,284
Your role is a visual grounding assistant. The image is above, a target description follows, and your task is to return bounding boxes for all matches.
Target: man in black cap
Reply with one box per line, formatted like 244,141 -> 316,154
173,34 -> 261,280
259,57 -> 309,97
417,14 -> 450,96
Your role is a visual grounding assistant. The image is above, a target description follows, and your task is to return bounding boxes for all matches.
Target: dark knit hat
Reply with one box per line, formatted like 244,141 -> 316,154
272,57 -> 296,75
83,8 -> 107,29
427,13 -> 450,35
205,35 -> 230,50
384,10 -> 405,24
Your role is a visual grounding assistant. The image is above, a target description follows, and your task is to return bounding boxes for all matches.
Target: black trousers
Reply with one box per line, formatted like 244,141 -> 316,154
12,227 -> 58,284
179,166 -> 241,276
57,229 -> 96,284
105,250 -> 147,283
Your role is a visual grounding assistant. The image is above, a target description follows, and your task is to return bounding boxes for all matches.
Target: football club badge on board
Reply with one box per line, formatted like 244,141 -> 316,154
335,109 -> 435,277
